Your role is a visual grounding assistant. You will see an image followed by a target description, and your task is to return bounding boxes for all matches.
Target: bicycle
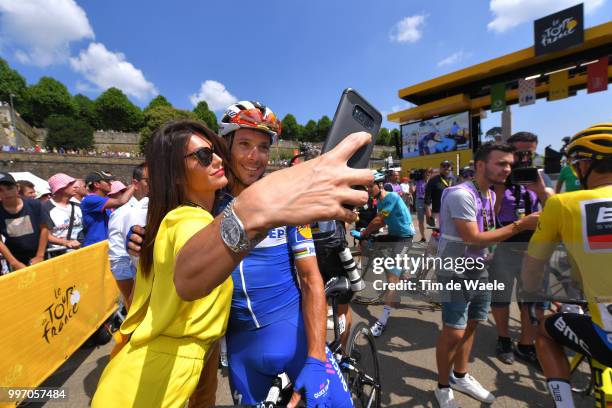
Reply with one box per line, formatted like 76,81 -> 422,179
527,301 -> 612,407
262,275 -> 382,408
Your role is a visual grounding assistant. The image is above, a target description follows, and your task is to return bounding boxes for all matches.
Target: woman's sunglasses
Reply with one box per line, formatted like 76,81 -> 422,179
185,147 -> 214,167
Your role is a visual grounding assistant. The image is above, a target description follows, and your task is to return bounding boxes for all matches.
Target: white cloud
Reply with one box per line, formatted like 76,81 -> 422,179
189,80 -> 238,111
437,50 -> 470,67
70,42 -> 158,100
488,0 -> 606,33
389,14 -> 426,43
0,0 -> 94,66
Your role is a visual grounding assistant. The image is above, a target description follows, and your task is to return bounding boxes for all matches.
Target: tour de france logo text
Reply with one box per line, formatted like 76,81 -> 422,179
42,286 -> 81,344
540,17 -> 578,47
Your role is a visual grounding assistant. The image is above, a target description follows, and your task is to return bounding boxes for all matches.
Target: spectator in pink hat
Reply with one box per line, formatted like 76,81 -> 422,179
44,173 -> 83,252
108,181 -> 127,199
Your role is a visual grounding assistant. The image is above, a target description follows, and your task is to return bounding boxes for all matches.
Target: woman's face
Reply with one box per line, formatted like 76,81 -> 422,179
184,134 -> 227,195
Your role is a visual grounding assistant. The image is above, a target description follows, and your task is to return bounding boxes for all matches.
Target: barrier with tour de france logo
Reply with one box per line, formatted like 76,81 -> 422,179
0,241 -> 118,407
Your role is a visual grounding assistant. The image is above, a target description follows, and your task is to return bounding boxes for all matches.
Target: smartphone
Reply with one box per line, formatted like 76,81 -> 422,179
510,167 -> 539,185
321,89 -> 382,168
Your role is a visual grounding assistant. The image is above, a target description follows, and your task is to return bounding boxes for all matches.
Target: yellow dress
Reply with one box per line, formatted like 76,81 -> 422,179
92,206 -> 233,408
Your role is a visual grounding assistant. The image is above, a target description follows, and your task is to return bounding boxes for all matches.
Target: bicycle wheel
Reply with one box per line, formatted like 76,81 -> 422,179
345,322 -> 381,408
568,352 -> 593,395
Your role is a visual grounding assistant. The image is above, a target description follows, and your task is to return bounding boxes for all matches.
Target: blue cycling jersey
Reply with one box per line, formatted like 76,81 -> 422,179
216,194 -> 316,331
228,224 -> 316,331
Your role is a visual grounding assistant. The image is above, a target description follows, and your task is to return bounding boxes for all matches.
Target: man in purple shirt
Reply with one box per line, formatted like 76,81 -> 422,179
489,132 -> 554,367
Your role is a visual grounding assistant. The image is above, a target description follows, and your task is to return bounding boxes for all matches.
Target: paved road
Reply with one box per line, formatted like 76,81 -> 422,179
33,223 -> 594,407
34,298 -> 594,408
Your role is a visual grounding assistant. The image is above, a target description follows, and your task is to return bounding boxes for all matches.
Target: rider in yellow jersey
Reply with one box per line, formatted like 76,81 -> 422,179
521,123 -> 612,408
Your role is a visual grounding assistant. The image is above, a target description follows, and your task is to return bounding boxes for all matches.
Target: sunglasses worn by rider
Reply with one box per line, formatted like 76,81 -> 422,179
185,147 -> 214,167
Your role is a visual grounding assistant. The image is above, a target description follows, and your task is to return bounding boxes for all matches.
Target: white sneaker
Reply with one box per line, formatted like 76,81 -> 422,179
370,321 -> 385,337
450,372 -> 495,403
434,387 -> 458,408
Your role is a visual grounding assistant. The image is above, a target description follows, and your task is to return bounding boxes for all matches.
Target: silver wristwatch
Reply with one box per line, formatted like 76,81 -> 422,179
220,199 -> 252,253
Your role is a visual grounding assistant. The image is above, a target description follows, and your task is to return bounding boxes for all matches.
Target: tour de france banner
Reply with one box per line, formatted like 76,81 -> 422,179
0,242 -> 118,406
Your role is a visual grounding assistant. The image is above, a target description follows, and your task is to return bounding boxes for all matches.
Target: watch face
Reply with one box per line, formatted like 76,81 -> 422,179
222,217 -> 242,247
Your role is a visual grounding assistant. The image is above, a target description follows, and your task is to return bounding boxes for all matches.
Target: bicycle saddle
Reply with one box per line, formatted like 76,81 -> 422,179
325,276 -> 351,298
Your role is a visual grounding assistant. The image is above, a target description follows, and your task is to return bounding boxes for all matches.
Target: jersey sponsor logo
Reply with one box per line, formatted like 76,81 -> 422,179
581,199 -> 612,252
553,315 -> 591,354
314,379 -> 330,399
297,225 -> 313,240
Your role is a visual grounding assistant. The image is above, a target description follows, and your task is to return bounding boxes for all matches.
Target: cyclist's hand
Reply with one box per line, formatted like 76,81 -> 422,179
519,212 -> 540,231
350,229 -> 362,239
126,225 -> 145,257
289,356 -> 331,408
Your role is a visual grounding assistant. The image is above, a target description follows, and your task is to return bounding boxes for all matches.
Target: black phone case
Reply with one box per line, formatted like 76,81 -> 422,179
321,88 -> 382,169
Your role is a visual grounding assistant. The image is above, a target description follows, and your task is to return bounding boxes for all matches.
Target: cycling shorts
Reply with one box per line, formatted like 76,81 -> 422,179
545,313 -> 612,368
226,312 -> 352,406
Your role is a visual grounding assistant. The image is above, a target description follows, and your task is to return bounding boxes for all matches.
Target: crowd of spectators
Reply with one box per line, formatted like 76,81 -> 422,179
1,144 -> 142,159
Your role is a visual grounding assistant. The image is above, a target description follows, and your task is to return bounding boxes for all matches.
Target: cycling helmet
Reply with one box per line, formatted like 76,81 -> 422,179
372,171 -> 385,183
219,101 -> 282,145
567,123 -> 612,188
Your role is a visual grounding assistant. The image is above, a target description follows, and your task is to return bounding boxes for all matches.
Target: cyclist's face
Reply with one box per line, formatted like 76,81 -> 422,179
483,151 -> 513,184
231,128 -> 271,186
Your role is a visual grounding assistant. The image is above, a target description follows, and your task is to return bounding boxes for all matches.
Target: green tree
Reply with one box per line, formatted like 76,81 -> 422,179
316,115 -> 332,142
485,126 -> 502,141
73,94 -> 99,129
139,105 -> 198,152
94,87 -> 144,132
302,120 -> 318,142
192,100 -> 219,133
22,77 -> 76,127
44,115 -> 94,149
389,128 -> 400,147
376,127 -> 390,145
280,113 -> 301,141
144,95 -> 172,113
0,57 -> 27,113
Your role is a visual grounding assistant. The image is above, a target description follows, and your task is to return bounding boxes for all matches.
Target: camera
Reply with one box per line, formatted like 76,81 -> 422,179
509,150 -> 539,185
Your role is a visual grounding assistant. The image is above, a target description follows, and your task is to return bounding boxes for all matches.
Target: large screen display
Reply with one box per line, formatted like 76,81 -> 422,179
401,111 -> 470,158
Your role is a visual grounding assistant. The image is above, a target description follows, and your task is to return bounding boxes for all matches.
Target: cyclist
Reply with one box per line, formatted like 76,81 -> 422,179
217,101 -> 352,407
352,176 -> 415,337
521,123 -> 612,408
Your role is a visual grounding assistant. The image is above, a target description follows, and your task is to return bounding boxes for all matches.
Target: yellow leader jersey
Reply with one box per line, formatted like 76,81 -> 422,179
122,205 -> 233,353
528,186 -> 612,332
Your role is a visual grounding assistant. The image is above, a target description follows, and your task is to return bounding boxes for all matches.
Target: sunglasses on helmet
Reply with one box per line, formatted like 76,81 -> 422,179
235,109 -> 281,134
185,147 -> 215,167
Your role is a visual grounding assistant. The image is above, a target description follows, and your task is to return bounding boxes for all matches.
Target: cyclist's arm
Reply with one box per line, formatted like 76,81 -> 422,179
361,213 -> 385,237
521,196 -> 562,292
295,256 -> 327,361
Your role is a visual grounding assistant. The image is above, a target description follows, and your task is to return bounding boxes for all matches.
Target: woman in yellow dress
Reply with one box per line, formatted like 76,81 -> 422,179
92,120 -> 232,407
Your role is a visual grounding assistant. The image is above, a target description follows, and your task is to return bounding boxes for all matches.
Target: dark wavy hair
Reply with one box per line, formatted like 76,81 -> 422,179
140,120 -> 231,278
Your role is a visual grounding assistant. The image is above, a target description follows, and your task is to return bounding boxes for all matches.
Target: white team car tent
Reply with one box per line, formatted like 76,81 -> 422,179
9,171 -> 51,197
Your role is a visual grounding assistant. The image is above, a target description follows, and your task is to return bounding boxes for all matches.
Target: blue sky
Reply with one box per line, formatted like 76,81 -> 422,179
0,0 -> 610,153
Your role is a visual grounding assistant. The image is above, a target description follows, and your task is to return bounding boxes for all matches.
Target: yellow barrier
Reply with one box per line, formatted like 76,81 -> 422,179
0,242 -> 118,407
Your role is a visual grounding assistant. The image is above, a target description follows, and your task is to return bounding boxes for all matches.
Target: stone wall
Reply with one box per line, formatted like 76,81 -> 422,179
0,152 -> 143,183
93,131 -> 140,153
0,105 -> 39,147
